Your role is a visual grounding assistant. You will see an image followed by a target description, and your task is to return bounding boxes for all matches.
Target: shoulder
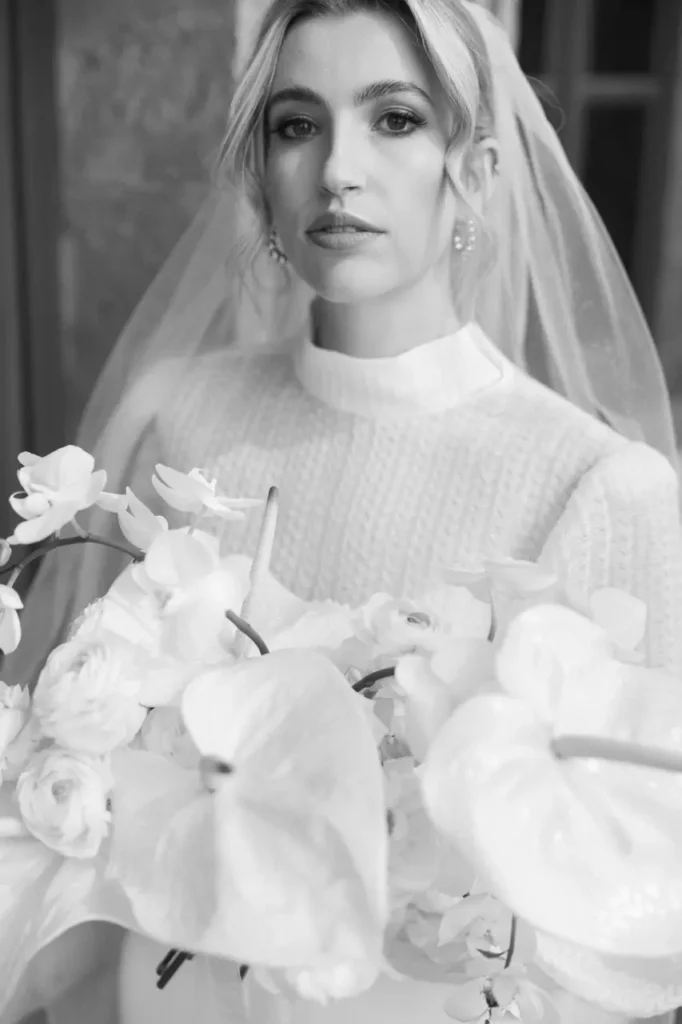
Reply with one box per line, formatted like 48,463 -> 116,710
473,366 -> 628,482
572,440 -> 679,508
147,346 -> 292,422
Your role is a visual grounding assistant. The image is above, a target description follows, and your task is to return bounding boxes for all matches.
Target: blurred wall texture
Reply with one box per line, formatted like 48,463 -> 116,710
56,0 -> 235,431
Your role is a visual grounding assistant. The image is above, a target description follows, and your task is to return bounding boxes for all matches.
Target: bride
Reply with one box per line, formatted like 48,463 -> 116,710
5,1 -> 681,1023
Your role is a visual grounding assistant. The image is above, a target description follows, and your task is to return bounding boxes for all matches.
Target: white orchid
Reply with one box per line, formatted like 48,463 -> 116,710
151,464 -> 262,521
117,488 -> 168,552
140,529 -> 245,664
0,585 -> 22,654
7,447 -> 122,545
0,683 -> 30,783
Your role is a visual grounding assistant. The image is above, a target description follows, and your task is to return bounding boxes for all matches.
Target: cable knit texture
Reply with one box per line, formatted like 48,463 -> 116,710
148,323 -> 682,673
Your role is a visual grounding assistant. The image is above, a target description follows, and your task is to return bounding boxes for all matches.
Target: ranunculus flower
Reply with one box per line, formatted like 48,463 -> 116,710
16,748 -> 112,858
117,488 -> 168,551
151,464 -> 262,520
420,603 -> 682,963
0,682 -> 30,781
354,587 -> 491,655
7,446 -> 120,545
33,638 -> 147,754
137,707 -> 200,770
0,585 -> 22,654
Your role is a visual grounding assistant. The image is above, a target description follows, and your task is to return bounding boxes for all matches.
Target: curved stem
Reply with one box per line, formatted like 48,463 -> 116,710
552,735 -> 682,774
353,666 -> 395,694
225,609 -> 269,656
2,534 -> 140,585
234,486 -> 279,659
504,915 -> 517,969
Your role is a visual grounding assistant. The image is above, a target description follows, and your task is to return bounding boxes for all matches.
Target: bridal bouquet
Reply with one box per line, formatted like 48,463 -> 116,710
1,445 -> 682,1023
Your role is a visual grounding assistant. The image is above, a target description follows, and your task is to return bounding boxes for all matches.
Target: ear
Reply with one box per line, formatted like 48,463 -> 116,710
448,139 -> 499,216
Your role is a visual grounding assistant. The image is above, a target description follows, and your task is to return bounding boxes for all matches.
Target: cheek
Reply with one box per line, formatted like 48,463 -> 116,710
265,149 -> 314,227
389,147 -> 458,252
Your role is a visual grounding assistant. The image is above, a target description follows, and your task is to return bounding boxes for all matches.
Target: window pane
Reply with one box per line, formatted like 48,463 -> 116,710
590,0 -> 657,73
582,105 -> 646,275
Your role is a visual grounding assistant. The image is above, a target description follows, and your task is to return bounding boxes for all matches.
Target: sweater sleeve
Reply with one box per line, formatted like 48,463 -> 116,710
539,442 -> 682,673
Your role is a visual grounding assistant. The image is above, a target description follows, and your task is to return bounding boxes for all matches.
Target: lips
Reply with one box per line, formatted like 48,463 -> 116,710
306,212 -> 382,234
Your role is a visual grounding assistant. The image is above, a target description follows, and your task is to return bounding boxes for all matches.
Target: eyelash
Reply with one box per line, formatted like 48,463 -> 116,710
270,109 -> 427,142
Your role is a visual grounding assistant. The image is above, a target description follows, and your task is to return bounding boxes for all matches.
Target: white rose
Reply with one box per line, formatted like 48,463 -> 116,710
0,682 -> 30,779
16,748 -> 112,858
33,638 -> 147,755
137,707 -> 200,769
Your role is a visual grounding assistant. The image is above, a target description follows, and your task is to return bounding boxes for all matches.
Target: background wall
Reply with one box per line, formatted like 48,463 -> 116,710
56,0 -> 235,432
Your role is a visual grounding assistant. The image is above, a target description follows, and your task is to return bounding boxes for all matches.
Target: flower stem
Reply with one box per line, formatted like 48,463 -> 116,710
225,609 -> 269,656
504,915 -> 517,969
551,735 -> 682,774
2,534 -> 140,586
353,666 -> 395,694
234,486 -> 279,658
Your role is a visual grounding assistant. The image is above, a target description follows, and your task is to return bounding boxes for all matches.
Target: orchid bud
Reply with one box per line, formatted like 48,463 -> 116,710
0,539 -> 11,569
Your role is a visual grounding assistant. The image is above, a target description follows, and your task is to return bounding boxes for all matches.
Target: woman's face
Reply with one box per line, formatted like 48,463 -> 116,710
263,10 -> 463,303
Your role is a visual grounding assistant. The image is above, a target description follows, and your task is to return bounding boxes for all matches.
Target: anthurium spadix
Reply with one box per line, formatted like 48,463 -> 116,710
110,649 -> 389,995
420,602 -> 682,961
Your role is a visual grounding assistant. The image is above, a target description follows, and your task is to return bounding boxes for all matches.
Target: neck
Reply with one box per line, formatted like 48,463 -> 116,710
311,273 -> 462,359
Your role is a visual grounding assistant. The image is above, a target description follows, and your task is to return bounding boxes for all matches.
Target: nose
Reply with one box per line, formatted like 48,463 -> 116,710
318,121 -> 365,198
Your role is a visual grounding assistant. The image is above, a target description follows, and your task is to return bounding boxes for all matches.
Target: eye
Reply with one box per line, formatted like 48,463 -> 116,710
272,117 -> 317,141
376,110 -> 427,135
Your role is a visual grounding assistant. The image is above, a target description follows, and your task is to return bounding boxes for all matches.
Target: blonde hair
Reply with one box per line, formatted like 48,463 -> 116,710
218,0 -> 497,286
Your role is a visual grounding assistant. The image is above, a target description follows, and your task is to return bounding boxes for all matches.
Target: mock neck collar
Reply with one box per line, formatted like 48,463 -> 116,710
292,321 -> 511,418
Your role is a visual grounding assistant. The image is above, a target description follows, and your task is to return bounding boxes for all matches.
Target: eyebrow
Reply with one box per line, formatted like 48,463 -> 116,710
266,79 -> 433,114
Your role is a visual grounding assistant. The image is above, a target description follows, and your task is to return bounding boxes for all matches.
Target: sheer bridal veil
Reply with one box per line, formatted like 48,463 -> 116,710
6,0 -> 677,688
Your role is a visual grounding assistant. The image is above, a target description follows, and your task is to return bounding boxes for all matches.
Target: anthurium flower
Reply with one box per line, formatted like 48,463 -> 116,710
484,557 -> 647,661
534,929 -> 682,1018
117,488 -> 168,551
7,447 -> 120,545
0,585 -> 22,654
151,464 -> 262,520
420,603 -> 682,963
110,649 -> 389,989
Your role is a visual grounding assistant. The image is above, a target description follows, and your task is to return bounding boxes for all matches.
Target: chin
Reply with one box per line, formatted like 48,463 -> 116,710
305,266 -> 393,304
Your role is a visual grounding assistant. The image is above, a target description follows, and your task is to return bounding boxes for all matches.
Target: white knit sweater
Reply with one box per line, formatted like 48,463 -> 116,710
153,322 -> 682,672
18,324 -> 681,1024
